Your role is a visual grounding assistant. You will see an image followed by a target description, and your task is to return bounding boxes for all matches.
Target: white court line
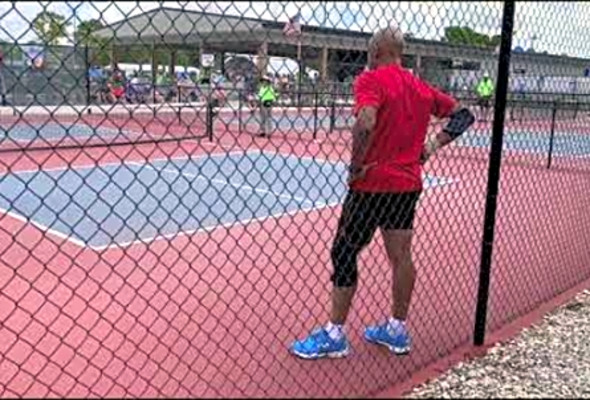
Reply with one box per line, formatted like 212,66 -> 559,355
131,162 -> 312,205
456,141 -> 590,159
0,122 -> 124,144
3,149 -> 261,176
257,149 -> 347,168
91,198 -> 343,251
0,149 -> 262,249
2,148 -> 457,251
0,205 -> 88,248
91,172 -> 457,251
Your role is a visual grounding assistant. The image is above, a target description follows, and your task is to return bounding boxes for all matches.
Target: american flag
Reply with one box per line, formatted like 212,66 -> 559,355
283,13 -> 302,37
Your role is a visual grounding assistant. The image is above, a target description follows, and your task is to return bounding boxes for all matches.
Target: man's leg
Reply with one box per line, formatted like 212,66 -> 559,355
330,286 -> 357,325
291,191 -> 377,359
478,100 -> 485,122
382,228 -> 415,321
364,192 -> 420,355
258,104 -> 267,136
262,104 -> 272,136
265,105 -> 273,137
329,191 -> 377,324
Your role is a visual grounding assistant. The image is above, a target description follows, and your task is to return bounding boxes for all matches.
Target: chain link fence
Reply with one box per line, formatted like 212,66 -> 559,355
0,1 -> 590,398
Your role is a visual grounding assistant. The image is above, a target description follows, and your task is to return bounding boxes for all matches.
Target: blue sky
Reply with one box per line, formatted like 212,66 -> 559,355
1,1 -> 589,59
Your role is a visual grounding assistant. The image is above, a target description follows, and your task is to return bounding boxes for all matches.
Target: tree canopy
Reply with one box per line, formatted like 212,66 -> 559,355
32,11 -> 70,46
443,26 -> 501,48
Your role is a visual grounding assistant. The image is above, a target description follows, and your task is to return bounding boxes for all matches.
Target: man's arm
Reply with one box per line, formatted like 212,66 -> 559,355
350,105 -> 378,177
348,72 -> 382,183
422,102 -> 475,163
422,84 -> 476,164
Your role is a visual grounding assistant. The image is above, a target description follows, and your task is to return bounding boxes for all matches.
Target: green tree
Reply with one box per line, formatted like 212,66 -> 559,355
75,19 -> 111,66
443,26 -> 501,48
75,19 -> 103,46
0,42 -> 23,62
32,11 -> 70,45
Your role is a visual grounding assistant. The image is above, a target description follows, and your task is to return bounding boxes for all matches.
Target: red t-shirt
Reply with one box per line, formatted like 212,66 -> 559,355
351,64 -> 457,193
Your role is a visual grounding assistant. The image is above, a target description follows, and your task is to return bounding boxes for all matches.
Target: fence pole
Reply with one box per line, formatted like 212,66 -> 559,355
238,89 -> 243,135
473,0 -> 516,347
547,101 -> 557,169
313,90 -> 319,140
206,98 -> 214,142
84,45 -> 90,106
329,99 -> 336,134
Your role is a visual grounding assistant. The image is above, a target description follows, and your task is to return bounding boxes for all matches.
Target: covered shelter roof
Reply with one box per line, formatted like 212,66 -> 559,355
94,7 -> 590,67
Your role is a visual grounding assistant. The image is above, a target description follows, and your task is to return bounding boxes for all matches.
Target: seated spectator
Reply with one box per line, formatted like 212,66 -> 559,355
106,69 -> 126,104
177,71 -> 195,102
155,71 -> 176,102
127,71 -> 150,104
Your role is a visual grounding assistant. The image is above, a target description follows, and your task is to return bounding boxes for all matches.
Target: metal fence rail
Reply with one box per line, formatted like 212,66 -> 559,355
1,1 -> 590,398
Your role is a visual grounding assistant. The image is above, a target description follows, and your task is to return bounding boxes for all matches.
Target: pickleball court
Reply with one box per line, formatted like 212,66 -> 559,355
1,108 -> 590,397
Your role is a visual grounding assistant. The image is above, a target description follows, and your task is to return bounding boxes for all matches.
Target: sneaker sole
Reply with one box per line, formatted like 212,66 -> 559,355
290,346 -> 350,360
365,336 -> 410,355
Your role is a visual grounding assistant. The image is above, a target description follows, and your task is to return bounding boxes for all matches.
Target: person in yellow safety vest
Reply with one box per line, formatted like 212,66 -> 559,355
257,75 -> 277,137
475,72 -> 494,122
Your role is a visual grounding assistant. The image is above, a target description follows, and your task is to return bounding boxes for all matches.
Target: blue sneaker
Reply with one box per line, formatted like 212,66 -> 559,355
290,328 -> 351,359
364,322 -> 411,355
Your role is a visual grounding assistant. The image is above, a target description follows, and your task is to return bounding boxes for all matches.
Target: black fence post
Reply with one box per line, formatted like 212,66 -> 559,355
547,101 -> 558,169
297,68 -> 302,107
329,99 -> 336,134
84,45 -> 90,106
238,89 -> 243,135
473,0 -> 516,347
313,90 -> 319,140
206,98 -> 214,142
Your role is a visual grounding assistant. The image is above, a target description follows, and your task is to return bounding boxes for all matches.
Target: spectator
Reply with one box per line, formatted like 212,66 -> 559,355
177,71 -> 194,102
155,70 -> 175,102
106,68 -> 126,104
257,75 -> 277,137
127,71 -> 150,104
475,72 -> 494,122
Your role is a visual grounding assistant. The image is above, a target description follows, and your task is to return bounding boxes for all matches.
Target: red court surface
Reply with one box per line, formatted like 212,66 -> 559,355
1,114 -> 590,397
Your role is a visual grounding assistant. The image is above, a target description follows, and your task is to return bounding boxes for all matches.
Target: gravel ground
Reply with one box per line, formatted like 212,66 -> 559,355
407,290 -> 590,399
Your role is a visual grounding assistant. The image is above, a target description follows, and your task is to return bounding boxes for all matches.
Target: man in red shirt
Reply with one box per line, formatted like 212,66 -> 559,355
290,25 -> 474,359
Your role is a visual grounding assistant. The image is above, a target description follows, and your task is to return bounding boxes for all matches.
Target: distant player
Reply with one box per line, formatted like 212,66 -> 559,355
290,25 -> 474,359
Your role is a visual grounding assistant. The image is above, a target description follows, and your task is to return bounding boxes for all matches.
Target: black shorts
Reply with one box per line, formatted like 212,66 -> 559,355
336,190 -> 420,237
330,190 -> 421,287
478,97 -> 491,108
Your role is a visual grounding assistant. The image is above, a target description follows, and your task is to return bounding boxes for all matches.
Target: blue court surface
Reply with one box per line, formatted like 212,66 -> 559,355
456,129 -> 590,156
0,151 -> 455,249
0,123 -> 123,143
226,108 -> 352,131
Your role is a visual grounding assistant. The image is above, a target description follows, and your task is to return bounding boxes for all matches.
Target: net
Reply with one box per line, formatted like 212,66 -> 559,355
0,104 -> 211,152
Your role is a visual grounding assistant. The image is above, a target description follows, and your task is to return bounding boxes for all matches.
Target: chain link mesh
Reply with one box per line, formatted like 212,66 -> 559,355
0,1 -> 589,397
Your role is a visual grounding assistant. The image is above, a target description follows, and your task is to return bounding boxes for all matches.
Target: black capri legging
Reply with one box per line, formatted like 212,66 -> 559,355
330,190 -> 421,287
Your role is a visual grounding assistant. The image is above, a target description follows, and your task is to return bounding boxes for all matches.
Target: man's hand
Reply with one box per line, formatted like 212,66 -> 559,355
420,138 -> 437,165
420,133 -> 450,165
421,105 -> 475,164
347,162 -> 377,185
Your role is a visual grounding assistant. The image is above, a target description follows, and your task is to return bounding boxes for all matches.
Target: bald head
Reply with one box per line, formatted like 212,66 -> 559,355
368,25 -> 405,69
